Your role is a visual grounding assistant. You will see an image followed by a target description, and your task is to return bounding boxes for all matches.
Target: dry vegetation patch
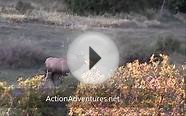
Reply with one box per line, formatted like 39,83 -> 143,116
0,55 -> 185,115
69,55 -> 185,115
1,1 -> 185,29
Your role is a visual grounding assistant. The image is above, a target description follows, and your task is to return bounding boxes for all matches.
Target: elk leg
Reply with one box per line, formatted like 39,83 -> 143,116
51,72 -> 55,84
45,69 -> 49,79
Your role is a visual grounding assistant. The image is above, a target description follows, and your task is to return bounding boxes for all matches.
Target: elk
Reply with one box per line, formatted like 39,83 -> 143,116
44,57 -> 70,84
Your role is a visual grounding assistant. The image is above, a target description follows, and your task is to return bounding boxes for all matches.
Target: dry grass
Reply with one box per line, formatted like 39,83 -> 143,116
0,4 -> 175,29
0,0 -> 185,29
0,40 -> 47,68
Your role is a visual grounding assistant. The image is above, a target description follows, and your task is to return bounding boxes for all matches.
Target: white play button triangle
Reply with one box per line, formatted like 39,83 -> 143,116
89,47 -> 101,70
67,32 -> 119,84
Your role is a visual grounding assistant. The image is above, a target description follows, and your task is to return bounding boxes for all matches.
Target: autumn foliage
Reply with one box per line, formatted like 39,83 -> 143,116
68,55 -> 185,115
0,55 -> 185,115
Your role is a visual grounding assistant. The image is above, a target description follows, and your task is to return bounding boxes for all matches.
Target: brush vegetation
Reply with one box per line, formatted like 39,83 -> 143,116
64,0 -> 186,15
0,55 -> 185,115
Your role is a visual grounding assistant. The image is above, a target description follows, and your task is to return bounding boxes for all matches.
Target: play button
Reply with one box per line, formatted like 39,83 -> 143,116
89,47 -> 101,70
67,32 -> 119,84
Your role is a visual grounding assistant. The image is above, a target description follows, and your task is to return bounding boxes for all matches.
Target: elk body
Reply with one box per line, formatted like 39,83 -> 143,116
45,57 -> 70,84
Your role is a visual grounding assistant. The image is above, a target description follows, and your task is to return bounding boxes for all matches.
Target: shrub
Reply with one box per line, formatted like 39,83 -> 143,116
15,1 -> 34,14
0,75 -> 75,115
168,0 -> 186,13
144,9 -> 157,20
64,0 -> 186,15
0,41 -> 47,68
0,55 -> 185,115
64,0 -> 158,15
68,55 -> 185,115
154,36 -> 184,54
0,75 -> 47,115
